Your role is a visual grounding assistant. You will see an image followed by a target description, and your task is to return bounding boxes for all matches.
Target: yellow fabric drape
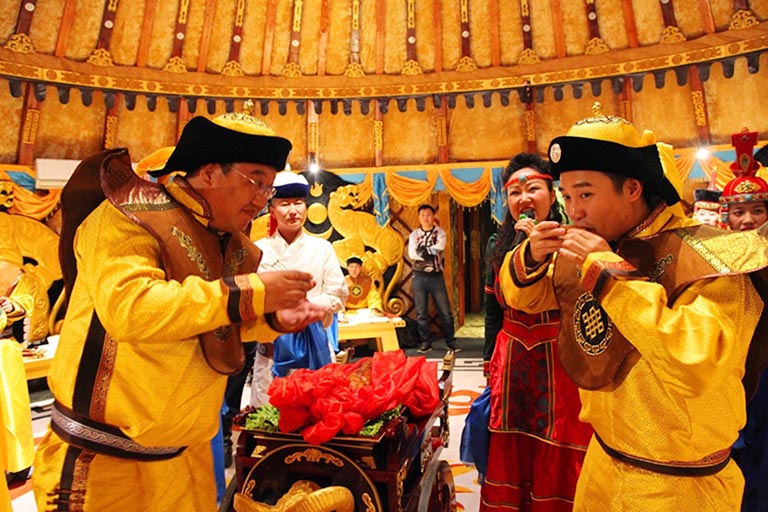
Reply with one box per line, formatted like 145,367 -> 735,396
383,167 -> 491,207
355,172 -> 373,205
8,185 -> 61,221
385,169 -> 439,206
438,166 -> 492,207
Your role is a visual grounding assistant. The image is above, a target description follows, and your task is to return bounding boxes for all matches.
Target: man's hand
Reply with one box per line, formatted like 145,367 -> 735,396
526,221 -> 566,264
275,300 -> 331,332
260,271 -> 316,313
0,297 -> 14,314
557,227 -> 612,267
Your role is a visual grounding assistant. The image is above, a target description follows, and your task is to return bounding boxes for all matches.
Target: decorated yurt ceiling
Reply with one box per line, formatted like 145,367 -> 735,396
1,0 -> 768,179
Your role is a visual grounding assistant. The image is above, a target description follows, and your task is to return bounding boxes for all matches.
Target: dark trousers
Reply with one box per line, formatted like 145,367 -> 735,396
412,271 -> 455,346
222,342 -> 258,453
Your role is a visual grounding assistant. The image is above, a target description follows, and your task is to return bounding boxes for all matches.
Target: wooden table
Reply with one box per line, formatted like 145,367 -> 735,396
23,351 -> 54,380
337,314 -> 405,352
24,354 -> 53,380
22,337 -> 57,380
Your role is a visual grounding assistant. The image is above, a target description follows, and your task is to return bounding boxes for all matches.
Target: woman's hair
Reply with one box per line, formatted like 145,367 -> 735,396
490,153 -> 566,272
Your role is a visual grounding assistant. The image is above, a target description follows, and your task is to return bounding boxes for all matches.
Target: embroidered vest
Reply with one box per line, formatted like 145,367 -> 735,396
61,148 -> 260,378
555,224 -> 768,395
345,275 -> 373,309
101,151 -> 261,375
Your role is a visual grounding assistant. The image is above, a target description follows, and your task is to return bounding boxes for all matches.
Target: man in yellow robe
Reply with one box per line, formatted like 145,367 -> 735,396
32,109 -> 329,511
499,105 -> 768,511
1,171 -> 58,489
1,281 -> 36,485
343,256 -> 382,312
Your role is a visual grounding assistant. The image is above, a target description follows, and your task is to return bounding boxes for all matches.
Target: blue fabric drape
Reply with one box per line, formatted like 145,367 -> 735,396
373,172 -> 390,227
272,321 -> 332,377
490,167 -> 507,225
326,312 -> 339,353
460,385 -> 491,480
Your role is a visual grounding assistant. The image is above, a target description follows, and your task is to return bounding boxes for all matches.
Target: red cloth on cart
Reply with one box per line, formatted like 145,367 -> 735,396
268,350 -> 440,444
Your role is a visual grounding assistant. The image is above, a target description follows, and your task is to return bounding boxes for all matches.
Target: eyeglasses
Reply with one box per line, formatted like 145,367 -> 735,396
231,167 -> 276,199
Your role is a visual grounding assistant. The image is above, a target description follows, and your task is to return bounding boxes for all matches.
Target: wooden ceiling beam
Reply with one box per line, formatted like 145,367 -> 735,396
699,0 -> 716,34
405,0 -> 418,63
688,65 -> 712,145
3,0 -> 36,56
433,0 -> 443,72
317,0 -> 330,76
136,0 -> 158,67
197,0 -> 218,72
262,0 -> 278,75
17,84 -> 41,166
619,77 -> 633,123
550,0 -> 566,58
54,0 -> 77,56
459,0 -> 472,62
489,0 -> 501,67
525,101 -> 536,154
374,103 -> 383,166
621,0 -> 640,48
375,0 -> 385,74
103,94 -> 121,150
308,101 -> 319,165
286,0 -> 303,67
437,102 -> 449,163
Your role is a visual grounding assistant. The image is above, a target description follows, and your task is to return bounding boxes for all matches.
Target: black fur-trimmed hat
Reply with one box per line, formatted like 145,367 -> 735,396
548,103 -> 681,206
694,188 -> 722,207
150,111 -> 291,177
346,256 -> 363,266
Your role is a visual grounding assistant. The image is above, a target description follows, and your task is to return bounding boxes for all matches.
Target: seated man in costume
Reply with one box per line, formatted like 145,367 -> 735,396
250,171 -> 349,407
32,109 -> 328,512
692,188 -> 723,227
1,171 -> 58,487
719,128 -> 768,512
343,256 -> 383,312
500,104 -> 768,511
1,289 -> 35,487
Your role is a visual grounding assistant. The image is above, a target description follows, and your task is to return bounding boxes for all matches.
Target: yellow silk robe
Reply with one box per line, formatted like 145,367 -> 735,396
33,181 -> 281,512
0,275 -> 39,478
499,207 -> 762,511
0,400 -> 12,512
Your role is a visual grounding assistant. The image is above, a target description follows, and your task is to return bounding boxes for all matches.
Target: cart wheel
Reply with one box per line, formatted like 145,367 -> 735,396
435,460 -> 457,512
415,459 -> 456,512
236,443 -> 383,511
218,477 -> 238,512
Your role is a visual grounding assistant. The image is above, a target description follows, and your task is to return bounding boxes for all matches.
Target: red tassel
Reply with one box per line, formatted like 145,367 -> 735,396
268,214 -> 277,236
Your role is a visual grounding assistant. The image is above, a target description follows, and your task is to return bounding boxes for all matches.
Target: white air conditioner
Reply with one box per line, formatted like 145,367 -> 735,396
34,159 -> 81,189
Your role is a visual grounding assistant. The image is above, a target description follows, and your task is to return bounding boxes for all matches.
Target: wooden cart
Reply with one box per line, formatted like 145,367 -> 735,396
224,352 -> 456,512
